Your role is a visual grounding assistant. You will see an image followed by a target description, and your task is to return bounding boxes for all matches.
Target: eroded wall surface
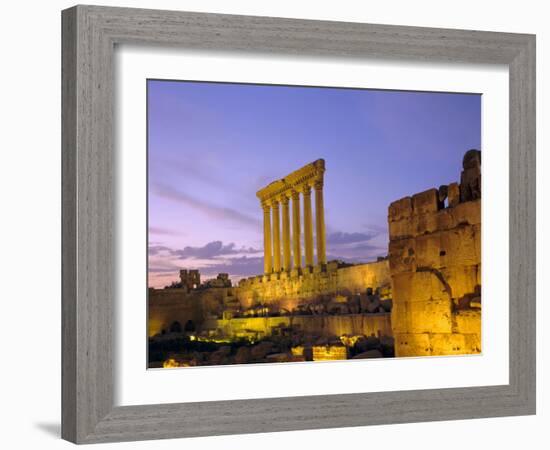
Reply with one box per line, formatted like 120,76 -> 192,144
148,288 -> 232,336
236,259 -> 391,310
388,188 -> 481,357
203,313 -> 392,341
149,260 -> 391,337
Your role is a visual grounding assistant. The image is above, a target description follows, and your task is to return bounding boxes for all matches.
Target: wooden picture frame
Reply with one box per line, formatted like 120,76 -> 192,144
62,5 -> 536,444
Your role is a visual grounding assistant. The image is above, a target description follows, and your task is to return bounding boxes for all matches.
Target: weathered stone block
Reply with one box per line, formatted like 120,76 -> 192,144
389,196 -> 413,221
413,211 -> 439,235
388,238 -> 416,274
463,333 -> 482,354
436,208 -> 454,231
412,188 -> 439,215
448,182 -> 460,207
439,226 -> 478,267
472,223 -> 481,260
389,218 -> 413,239
452,199 -> 481,226
312,345 -> 348,361
460,165 -> 481,202
392,271 -> 450,304
394,333 -> 432,357
453,310 -> 481,335
442,265 -> 479,300
415,233 -> 442,269
392,298 -> 452,334
430,333 -> 467,355
430,332 -> 481,356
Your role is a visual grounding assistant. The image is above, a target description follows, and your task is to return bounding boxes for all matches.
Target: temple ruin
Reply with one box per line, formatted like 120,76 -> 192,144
388,149 -> 481,357
148,152 -> 482,366
257,159 -> 327,274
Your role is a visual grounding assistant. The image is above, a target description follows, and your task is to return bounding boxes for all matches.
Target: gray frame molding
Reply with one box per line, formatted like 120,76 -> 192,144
61,5 -> 536,444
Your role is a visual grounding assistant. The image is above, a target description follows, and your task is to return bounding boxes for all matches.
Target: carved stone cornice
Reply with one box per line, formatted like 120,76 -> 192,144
256,159 -> 325,203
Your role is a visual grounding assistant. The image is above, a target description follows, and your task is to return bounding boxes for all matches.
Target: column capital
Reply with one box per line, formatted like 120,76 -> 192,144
302,184 -> 312,196
314,179 -> 324,190
279,193 -> 290,205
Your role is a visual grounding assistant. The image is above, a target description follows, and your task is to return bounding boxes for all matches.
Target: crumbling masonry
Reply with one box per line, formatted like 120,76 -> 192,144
388,150 -> 481,357
148,151 -> 482,360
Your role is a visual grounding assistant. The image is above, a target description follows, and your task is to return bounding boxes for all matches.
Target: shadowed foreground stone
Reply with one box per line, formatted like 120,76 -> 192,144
352,349 -> 384,359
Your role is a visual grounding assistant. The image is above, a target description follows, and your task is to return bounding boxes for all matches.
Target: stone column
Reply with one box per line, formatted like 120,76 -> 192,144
314,180 -> 326,265
262,202 -> 272,274
303,184 -> 314,269
281,195 -> 291,271
272,200 -> 281,273
291,190 -> 301,270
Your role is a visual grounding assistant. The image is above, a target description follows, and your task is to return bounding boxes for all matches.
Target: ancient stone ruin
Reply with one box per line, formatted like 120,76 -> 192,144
148,151 -> 481,367
388,149 -> 481,357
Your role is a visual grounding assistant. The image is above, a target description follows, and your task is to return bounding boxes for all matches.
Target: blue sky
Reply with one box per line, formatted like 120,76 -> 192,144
147,80 -> 480,287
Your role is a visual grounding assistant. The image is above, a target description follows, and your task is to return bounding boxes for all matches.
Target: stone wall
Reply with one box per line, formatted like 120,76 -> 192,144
236,259 -> 391,311
388,185 -> 481,357
203,313 -> 392,342
148,287 -> 237,336
149,259 -> 391,338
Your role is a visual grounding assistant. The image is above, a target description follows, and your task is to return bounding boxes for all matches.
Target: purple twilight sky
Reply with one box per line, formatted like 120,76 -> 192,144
147,80 -> 481,288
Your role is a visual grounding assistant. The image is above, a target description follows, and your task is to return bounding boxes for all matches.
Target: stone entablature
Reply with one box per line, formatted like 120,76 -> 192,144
257,159 -> 327,274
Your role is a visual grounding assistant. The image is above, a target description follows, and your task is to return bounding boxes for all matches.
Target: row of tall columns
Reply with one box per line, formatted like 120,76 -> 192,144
262,183 -> 326,275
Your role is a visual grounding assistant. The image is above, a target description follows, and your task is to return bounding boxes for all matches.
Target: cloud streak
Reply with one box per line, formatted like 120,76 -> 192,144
149,240 -> 261,260
198,256 -> 264,278
326,231 -> 378,245
148,226 -> 183,236
151,182 -> 260,227
325,228 -> 387,262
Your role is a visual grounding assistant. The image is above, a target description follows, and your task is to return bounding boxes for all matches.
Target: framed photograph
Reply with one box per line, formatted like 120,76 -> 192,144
62,5 -> 536,444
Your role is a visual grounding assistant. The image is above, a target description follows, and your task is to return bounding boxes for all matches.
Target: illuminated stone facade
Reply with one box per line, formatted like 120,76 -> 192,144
149,259 -> 391,338
388,150 -> 481,357
148,151 -> 482,363
236,259 -> 390,309
203,313 -> 393,343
